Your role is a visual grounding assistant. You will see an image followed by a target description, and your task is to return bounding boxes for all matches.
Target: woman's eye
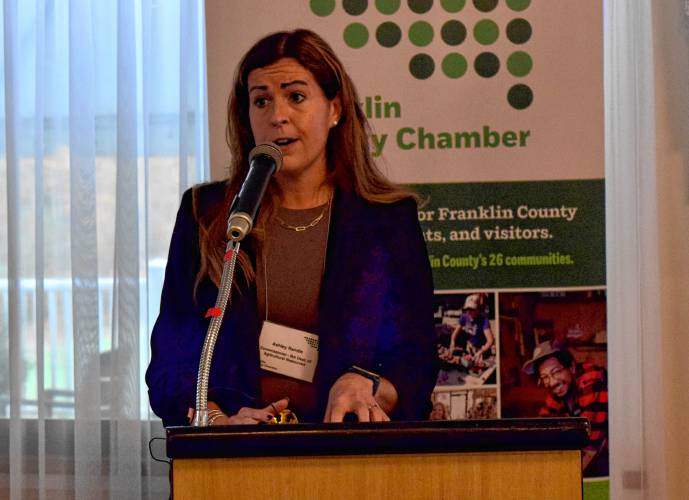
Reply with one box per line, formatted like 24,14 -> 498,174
290,92 -> 305,104
253,97 -> 269,108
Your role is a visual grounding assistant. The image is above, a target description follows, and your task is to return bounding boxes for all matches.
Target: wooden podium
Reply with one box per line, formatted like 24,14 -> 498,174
166,418 -> 588,500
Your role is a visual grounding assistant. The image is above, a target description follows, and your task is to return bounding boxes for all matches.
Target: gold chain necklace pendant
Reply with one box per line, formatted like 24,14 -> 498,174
275,207 -> 327,232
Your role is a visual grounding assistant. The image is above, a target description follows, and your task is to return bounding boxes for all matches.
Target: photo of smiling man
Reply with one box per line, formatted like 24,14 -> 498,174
523,340 -> 609,477
498,290 -> 608,478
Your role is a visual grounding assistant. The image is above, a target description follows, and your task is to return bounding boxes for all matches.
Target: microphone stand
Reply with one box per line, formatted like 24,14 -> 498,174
191,236 -> 241,427
191,143 -> 280,426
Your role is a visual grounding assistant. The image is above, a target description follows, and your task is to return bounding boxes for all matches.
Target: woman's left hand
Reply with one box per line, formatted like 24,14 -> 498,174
324,373 -> 392,423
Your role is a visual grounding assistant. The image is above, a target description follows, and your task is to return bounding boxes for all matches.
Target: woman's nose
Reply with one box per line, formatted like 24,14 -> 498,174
270,98 -> 289,126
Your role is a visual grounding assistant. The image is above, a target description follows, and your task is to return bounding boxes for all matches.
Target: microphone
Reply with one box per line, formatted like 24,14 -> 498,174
227,142 -> 283,241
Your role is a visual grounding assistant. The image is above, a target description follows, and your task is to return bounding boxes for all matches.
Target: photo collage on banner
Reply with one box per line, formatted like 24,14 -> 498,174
431,292 -> 498,422
219,0 -> 606,496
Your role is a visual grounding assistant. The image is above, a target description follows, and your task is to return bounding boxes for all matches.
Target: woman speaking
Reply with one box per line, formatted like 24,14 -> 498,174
146,29 -> 437,426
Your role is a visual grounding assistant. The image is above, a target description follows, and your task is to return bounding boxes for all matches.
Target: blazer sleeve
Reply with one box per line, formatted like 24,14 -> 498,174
145,188 -> 203,426
320,195 -> 438,421
145,186 -> 262,426
372,198 -> 438,420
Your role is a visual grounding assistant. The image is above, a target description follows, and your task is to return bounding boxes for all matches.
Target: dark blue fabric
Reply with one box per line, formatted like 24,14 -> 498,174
145,182 -> 438,426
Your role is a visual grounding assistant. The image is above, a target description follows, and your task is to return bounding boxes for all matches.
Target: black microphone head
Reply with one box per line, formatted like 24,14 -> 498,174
249,142 -> 283,172
227,142 -> 283,242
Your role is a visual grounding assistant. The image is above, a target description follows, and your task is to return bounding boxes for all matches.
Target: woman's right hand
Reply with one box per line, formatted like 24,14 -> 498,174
207,397 -> 290,425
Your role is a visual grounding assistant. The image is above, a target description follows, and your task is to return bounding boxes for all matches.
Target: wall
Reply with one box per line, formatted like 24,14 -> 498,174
653,1 -> 689,498
205,0 -> 236,180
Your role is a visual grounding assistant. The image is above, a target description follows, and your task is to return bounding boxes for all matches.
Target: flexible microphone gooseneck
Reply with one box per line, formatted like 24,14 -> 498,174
227,142 -> 283,241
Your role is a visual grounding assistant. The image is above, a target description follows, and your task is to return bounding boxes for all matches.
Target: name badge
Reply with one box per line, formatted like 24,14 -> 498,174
258,321 -> 319,383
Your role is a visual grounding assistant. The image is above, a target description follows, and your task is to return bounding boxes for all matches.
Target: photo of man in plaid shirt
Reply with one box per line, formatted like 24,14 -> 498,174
523,340 -> 609,477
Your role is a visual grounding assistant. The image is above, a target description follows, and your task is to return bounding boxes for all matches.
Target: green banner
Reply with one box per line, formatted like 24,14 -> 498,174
412,179 -> 605,289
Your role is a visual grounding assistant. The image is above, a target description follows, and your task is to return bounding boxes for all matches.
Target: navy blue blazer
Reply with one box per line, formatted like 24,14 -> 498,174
145,182 -> 438,426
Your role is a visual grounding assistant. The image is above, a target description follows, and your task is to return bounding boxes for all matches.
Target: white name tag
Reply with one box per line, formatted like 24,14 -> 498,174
258,320 -> 319,383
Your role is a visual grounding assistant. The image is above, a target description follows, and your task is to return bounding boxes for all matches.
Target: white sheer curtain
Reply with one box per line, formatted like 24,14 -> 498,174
605,0 -> 666,499
0,0 -> 209,498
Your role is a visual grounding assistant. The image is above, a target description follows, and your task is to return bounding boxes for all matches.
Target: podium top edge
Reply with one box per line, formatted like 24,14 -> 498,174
165,417 -> 590,459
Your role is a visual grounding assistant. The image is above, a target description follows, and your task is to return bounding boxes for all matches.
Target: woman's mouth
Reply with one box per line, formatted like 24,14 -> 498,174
273,138 -> 297,147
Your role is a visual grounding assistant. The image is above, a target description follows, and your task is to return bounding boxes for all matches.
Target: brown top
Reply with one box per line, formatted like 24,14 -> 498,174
255,202 -> 330,419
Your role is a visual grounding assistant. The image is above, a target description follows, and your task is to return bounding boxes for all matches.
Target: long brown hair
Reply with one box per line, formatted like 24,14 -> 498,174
195,29 -> 415,290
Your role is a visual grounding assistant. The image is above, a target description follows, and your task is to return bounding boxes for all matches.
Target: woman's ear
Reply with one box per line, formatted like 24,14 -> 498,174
330,94 -> 342,126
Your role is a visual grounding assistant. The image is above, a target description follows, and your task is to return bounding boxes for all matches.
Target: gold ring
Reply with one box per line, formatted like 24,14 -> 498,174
268,409 -> 299,425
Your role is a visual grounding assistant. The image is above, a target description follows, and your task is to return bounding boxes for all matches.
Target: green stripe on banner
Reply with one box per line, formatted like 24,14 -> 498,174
583,479 -> 610,500
410,180 -> 605,289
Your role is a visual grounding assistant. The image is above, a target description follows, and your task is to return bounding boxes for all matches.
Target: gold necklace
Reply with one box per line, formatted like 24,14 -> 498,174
275,205 -> 327,232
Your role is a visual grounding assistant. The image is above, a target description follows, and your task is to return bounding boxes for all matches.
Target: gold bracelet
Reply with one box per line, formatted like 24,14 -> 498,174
207,409 -> 226,425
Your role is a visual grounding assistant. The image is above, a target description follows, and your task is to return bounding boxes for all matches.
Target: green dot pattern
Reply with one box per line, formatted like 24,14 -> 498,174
343,0 -> 368,15
409,21 -> 434,46
473,0 -> 498,12
376,22 -> 402,47
376,0 -> 401,13
474,19 -> 499,45
442,53 -> 468,78
310,0 -> 336,16
408,0 -> 434,14
343,23 -> 369,48
441,20 -> 467,45
508,84 -> 533,109
506,0 -> 530,11
507,51 -> 532,77
409,53 -> 435,79
311,0 -> 535,96
474,52 -> 500,77
507,18 -> 532,44
441,0 -> 465,12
